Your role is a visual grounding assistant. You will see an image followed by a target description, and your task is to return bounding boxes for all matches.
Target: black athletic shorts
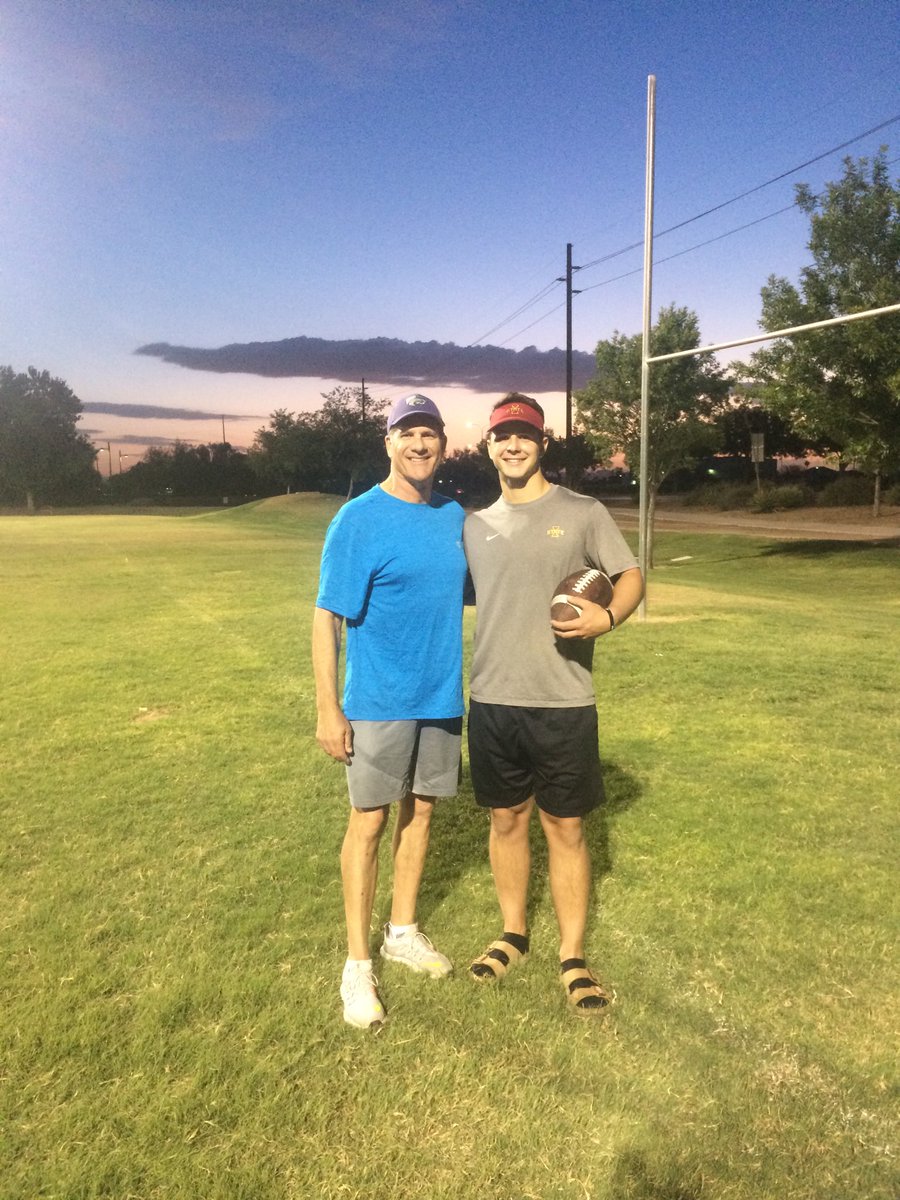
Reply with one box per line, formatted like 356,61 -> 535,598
467,700 -> 604,818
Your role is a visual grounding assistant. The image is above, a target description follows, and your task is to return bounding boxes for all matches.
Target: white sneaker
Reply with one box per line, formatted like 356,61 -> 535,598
340,963 -> 386,1030
380,924 -> 453,978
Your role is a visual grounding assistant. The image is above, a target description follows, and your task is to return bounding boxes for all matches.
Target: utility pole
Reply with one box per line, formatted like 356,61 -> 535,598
557,243 -> 581,473
221,414 -> 227,446
360,378 -> 367,422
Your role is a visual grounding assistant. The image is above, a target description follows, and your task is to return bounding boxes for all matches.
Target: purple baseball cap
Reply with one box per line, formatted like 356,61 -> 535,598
386,393 -> 445,431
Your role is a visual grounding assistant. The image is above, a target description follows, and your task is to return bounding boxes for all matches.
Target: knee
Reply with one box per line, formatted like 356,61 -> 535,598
491,801 -> 531,840
347,806 -> 389,847
541,813 -> 585,850
402,794 -> 436,827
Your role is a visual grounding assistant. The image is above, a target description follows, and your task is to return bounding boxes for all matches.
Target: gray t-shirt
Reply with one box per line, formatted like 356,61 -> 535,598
464,485 -> 638,708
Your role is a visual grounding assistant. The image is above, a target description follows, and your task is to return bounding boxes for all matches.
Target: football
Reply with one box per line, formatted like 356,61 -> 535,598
550,567 -> 614,622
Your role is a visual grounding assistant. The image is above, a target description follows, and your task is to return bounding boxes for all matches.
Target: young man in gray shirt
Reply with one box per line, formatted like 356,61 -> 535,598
463,393 -> 643,1014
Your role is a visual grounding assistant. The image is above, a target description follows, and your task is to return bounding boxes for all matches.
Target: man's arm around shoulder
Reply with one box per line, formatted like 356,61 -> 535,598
311,606 -> 353,764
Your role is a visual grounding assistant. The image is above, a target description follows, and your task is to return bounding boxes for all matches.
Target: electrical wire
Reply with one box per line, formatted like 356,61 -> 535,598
578,114 -> 899,273
359,127 -> 899,391
496,202 -> 800,343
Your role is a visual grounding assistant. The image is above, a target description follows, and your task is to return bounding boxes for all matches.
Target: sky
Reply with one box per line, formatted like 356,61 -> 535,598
1,0 -> 897,468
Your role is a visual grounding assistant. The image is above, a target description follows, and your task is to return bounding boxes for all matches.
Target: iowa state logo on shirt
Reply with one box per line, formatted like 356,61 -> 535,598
546,525 -> 565,538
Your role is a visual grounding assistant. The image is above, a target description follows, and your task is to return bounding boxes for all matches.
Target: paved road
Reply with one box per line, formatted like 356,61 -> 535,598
610,503 -> 900,543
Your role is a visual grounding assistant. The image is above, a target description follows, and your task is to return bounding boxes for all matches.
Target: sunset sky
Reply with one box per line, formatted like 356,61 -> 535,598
2,1 -> 897,463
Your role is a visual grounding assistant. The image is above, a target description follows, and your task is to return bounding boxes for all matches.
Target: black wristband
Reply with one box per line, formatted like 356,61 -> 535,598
604,607 -> 616,630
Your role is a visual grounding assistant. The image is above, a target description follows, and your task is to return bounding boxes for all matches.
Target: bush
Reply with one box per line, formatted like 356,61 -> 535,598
750,485 -> 810,512
681,482 -> 756,510
817,474 -> 874,506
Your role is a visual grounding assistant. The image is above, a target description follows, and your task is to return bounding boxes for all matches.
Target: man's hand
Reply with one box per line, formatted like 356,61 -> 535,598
551,594 -> 613,640
311,606 -> 353,763
551,566 -> 643,640
316,704 -> 354,764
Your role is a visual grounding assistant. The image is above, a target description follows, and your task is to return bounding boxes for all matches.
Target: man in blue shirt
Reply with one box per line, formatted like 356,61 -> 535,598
312,394 -> 467,1029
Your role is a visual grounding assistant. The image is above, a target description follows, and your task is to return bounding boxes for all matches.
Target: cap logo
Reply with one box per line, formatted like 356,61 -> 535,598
408,397 -> 427,406
509,403 -> 521,413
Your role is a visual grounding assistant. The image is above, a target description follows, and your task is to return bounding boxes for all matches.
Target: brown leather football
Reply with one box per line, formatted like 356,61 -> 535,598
550,568 -> 613,622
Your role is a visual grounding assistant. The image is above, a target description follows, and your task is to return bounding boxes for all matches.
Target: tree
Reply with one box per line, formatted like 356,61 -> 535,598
715,398 -> 809,460
117,441 -> 258,503
575,305 -> 729,565
249,386 -> 389,497
0,366 -> 98,511
750,152 -> 900,514
437,446 -> 497,506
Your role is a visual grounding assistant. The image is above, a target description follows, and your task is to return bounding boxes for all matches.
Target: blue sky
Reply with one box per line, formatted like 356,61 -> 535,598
1,0 -> 897,459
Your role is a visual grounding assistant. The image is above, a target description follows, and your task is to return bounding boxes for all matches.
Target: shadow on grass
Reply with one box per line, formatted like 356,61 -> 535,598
420,758 -> 642,932
610,1147 -> 706,1200
588,759 -> 643,882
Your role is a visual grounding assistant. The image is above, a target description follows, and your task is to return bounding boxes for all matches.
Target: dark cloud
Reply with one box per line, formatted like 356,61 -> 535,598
81,402 -> 259,421
134,335 -> 596,394
111,434 -> 195,447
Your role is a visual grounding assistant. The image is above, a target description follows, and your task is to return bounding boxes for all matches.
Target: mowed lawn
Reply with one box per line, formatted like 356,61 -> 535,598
1,496 -> 897,1200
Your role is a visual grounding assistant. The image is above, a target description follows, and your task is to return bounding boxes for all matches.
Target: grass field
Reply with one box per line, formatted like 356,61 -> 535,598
1,496 -> 897,1200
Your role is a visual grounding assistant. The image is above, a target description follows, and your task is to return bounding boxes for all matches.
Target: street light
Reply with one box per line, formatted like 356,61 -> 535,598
95,443 -> 112,479
118,451 -> 132,473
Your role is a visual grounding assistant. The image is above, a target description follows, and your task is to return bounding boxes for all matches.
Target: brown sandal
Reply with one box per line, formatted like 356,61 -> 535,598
560,958 -> 613,1015
469,932 -> 529,982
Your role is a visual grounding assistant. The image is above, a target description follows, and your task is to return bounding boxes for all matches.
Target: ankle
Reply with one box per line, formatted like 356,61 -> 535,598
387,921 -> 418,939
343,957 -> 373,979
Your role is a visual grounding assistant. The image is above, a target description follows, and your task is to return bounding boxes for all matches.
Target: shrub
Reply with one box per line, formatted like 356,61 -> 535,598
750,485 -> 810,512
681,482 -> 756,510
817,474 -> 874,506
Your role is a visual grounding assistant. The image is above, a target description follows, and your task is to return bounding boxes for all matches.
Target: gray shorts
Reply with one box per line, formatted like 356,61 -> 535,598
346,718 -> 463,810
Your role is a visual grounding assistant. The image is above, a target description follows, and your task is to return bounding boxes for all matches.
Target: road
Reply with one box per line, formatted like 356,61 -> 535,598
610,501 -> 900,543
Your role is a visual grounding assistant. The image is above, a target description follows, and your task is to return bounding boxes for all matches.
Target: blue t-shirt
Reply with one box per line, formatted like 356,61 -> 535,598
316,486 -> 466,721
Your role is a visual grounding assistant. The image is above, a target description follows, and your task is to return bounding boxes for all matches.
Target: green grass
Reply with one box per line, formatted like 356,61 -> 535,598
1,498 -> 897,1199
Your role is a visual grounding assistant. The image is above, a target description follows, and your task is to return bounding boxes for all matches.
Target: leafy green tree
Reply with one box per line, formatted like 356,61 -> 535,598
576,305 -> 729,565
250,386 -> 389,497
117,442 -> 258,502
0,366 -> 98,511
750,152 -> 900,514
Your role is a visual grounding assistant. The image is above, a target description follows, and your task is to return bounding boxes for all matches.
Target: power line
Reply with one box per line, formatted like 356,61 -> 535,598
362,121 -> 899,401
494,202 -> 800,343
442,116 -> 899,361
578,202 -> 798,294
578,113 -> 900,273
464,278 -> 563,347
660,114 -> 900,239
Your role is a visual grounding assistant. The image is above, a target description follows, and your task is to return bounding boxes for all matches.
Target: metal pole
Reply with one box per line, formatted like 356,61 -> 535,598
361,378 -> 367,422
645,301 -> 900,363
638,75 -> 656,618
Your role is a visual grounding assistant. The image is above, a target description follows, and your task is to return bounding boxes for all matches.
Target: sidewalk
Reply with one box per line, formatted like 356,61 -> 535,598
610,502 -> 900,542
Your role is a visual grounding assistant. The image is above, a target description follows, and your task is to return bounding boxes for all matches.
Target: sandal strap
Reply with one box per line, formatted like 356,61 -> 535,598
560,960 -> 612,1011
470,936 -> 528,981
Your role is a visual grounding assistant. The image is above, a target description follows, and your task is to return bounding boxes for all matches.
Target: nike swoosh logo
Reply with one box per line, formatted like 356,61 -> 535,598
486,533 -> 501,541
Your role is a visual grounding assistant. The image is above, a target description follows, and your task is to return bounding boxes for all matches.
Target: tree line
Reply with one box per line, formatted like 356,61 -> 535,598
2,153 -> 897,521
